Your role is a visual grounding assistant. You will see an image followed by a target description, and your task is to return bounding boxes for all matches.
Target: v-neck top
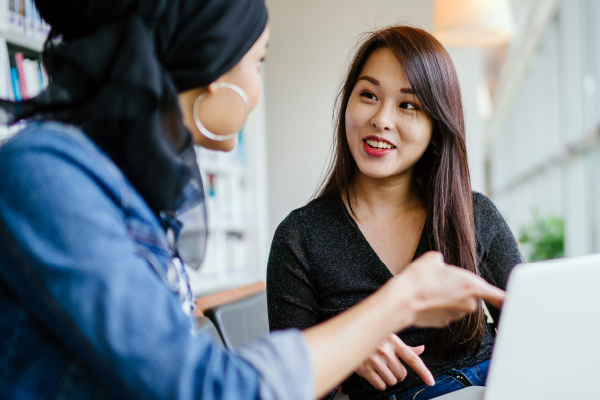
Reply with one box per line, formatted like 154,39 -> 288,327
266,192 -> 522,400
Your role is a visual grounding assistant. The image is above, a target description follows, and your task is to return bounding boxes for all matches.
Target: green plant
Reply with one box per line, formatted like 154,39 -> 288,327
518,211 -> 564,262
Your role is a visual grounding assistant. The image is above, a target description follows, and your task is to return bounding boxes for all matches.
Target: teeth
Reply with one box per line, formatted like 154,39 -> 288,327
366,139 -> 393,149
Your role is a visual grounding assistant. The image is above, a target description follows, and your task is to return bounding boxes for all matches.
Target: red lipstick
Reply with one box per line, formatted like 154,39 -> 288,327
362,136 -> 396,157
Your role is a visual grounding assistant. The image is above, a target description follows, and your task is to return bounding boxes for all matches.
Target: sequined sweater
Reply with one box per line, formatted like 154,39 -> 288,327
266,192 -> 522,400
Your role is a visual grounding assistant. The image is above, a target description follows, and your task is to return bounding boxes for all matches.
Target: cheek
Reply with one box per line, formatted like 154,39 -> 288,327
344,100 -> 364,141
246,78 -> 261,111
193,134 -> 236,151
238,62 -> 262,111
399,116 -> 432,155
415,118 -> 433,147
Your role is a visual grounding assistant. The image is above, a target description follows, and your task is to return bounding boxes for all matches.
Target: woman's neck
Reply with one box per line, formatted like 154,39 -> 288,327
350,168 -> 422,221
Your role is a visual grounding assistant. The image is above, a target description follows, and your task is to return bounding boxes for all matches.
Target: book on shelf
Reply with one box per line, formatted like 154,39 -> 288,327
186,133 -> 255,295
187,229 -> 252,295
0,0 -> 49,142
0,47 -> 46,102
0,38 -> 12,100
0,0 -> 49,41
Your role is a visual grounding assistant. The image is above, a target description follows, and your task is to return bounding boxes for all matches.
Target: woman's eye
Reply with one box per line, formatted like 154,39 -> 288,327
400,102 -> 418,110
360,91 -> 377,101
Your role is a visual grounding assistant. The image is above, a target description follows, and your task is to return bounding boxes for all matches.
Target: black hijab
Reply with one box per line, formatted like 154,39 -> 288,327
0,0 -> 268,216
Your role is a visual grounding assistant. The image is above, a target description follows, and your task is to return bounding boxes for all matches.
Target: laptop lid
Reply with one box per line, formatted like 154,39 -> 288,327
485,253 -> 600,400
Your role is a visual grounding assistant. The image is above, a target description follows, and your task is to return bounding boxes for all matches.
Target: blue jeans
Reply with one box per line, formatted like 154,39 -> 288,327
391,360 -> 489,400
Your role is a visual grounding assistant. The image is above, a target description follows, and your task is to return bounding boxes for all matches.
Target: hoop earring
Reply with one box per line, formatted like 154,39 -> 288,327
193,82 -> 250,142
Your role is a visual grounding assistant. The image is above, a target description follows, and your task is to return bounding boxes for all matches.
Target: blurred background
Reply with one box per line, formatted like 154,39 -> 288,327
1,0 -> 597,295
192,0 -> 600,293
262,0 -> 599,279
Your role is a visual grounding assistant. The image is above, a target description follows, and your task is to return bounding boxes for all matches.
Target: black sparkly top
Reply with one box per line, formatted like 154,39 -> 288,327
266,192 -> 522,400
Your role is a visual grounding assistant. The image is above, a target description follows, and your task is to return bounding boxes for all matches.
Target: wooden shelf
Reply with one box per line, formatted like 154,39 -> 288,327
0,30 -> 43,52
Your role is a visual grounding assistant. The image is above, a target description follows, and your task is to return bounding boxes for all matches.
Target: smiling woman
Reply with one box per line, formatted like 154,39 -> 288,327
267,26 -> 522,400
346,48 -> 432,177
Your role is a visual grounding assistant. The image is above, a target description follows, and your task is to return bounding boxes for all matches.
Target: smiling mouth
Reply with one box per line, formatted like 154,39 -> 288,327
363,139 -> 396,150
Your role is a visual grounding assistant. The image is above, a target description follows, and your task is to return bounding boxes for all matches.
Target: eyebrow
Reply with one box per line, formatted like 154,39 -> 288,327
357,75 -> 416,95
357,75 -> 379,85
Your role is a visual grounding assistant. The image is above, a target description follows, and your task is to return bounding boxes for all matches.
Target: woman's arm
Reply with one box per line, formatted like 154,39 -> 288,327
266,218 -> 320,332
267,217 -> 342,399
0,129 -> 310,400
305,251 -> 505,398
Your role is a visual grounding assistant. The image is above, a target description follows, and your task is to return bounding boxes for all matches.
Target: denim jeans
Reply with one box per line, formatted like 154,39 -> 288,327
390,360 -> 489,400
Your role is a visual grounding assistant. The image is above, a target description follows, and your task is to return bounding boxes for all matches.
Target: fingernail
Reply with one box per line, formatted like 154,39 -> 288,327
428,376 -> 435,386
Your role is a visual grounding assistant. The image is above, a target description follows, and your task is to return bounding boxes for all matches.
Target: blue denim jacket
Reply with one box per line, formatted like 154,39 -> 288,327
0,122 -> 313,400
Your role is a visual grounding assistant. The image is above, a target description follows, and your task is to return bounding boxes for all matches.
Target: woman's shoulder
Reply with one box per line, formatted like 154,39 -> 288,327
3,121 -> 87,151
273,195 -> 345,240
1,121 -> 111,173
278,196 -> 341,227
472,191 -> 504,222
0,121 -> 132,209
471,191 -> 517,251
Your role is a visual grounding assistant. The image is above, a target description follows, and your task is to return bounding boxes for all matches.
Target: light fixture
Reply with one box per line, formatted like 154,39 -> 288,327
433,0 -> 515,46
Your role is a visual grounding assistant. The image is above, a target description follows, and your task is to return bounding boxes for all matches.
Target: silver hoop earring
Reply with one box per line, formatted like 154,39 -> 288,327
193,82 -> 250,142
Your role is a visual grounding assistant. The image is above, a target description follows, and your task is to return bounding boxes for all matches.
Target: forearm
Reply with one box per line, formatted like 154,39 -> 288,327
302,251 -> 506,398
304,279 -> 414,398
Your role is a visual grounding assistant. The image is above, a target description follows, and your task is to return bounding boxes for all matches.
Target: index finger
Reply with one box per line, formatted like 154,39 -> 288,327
390,335 -> 435,386
473,278 -> 505,308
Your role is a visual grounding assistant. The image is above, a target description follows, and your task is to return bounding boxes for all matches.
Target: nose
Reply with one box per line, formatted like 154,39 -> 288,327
370,103 -> 395,131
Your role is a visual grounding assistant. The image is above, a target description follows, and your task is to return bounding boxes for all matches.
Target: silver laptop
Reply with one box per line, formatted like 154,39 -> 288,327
436,253 -> 600,400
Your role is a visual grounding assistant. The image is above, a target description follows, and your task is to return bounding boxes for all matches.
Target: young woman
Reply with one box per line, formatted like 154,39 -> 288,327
267,26 -> 522,400
0,2 -> 505,400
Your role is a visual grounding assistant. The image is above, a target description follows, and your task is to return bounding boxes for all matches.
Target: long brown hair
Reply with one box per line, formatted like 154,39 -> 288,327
315,26 -> 484,357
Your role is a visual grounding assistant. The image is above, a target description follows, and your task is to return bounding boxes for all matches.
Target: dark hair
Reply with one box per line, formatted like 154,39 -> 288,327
315,26 -> 484,357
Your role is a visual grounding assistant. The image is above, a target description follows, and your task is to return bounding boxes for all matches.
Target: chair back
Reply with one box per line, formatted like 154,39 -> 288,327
194,282 -> 269,349
204,291 -> 269,348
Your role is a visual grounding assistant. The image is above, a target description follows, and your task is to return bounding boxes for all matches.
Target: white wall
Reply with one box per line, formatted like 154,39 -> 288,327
264,0 -> 435,238
446,46 -> 487,195
488,0 -> 600,258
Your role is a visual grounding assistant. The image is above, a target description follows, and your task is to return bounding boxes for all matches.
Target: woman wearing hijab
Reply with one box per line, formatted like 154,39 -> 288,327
0,0 -> 504,399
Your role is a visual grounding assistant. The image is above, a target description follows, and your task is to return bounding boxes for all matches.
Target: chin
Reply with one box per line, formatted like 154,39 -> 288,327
194,136 -> 237,152
356,164 -> 397,180
211,140 -> 236,152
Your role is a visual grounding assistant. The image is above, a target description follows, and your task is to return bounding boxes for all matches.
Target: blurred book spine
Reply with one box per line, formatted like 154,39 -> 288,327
1,0 -> 49,40
188,130 -> 255,295
0,0 -> 48,144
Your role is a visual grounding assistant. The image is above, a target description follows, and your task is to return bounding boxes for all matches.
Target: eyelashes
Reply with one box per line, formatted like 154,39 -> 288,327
359,91 -> 421,111
400,102 -> 419,111
359,91 -> 377,101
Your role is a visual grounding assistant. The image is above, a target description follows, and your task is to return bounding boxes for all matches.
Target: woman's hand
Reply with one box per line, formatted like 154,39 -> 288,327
392,251 -> 505,328
304,250 -> 504,398
355,333 -> 435,391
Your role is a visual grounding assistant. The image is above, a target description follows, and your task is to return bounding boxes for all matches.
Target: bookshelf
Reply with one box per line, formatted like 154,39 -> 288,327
186,95 -> 270,297
1,29 -> 42,51
0,0 -> 48,143
0,1 -> 270,298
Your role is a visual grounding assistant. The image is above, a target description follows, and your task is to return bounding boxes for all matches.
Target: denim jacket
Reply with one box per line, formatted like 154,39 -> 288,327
0,122 -> 313,400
